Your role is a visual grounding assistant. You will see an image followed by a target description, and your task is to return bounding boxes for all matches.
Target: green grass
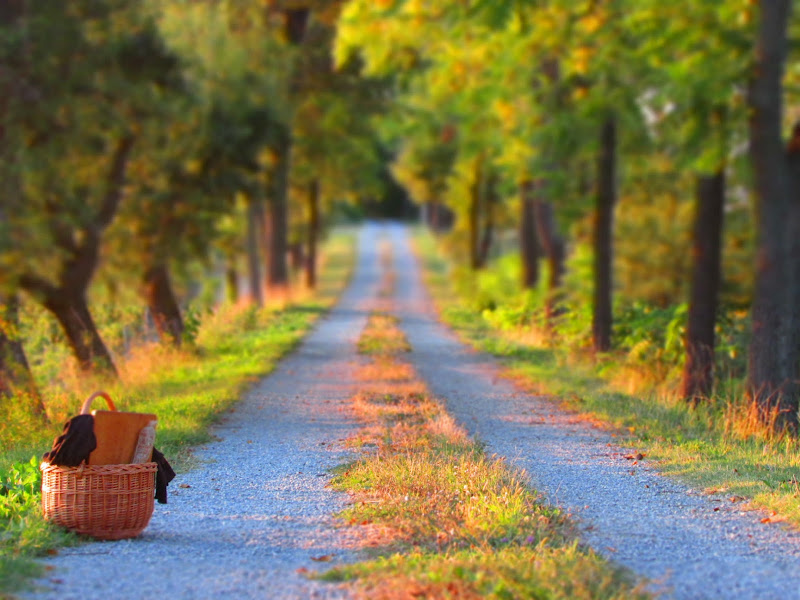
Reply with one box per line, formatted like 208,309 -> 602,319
322,309 -> 649,599
414,229 -> 800,529
0,232 -> 356,597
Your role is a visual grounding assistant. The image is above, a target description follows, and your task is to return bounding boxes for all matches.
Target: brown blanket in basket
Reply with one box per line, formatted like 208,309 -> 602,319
43,415 -> 97,467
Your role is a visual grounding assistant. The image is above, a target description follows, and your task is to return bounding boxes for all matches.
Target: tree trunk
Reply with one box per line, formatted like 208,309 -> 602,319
246,195 -> 264,306
225,259 -> 238,304
519,181 -> 540,289
143,262 -> 184,348
305,178 -> 319,289
46,293 -> 117,376
747,0 -> 797,431
682,170 -> 726,403
0,295 -> 44,415
266,126 -> 291,291
592,115 -> 617,353
18,136 -> 132,379
787,126 -> 800,406
477,171 -> 497,269
533,199 -> 565,319
468,158 -> 483,270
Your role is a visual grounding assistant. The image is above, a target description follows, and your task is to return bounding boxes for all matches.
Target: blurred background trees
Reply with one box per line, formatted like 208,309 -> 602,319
1,0 -> 799,434
336,0 -> 800,432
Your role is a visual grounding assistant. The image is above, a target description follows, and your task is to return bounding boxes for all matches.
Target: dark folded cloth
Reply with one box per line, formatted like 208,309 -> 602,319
43,414 -> 97,466
151,447 -> 176,504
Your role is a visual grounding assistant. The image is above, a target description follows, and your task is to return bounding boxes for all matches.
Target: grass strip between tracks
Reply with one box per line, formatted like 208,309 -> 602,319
322,305 -> 649,599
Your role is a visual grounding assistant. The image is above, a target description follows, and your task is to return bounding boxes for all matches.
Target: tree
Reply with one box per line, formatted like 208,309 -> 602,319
18,136 -> 136,377
746,0 -> 797,431
519,181 -> 540,289
592,115 -> 617,353
682,170 -> 725,402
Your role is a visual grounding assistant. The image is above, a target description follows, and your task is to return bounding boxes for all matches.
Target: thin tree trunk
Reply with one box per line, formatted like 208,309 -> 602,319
593,115 -> 617,353
266,127 -> 291,291
468,158 -> 483,270
143,262 -> 184,348
682,170 -> 725,403
747,0 -> 797,431
246,195 -> 264,306
477,172 -> 497,269
520,181 -> 540,289
225,258 -> 238,304
533,199 -> 565,319
0,295 -> 44,415
305,178 -> 319,289
787,125 -> 800,405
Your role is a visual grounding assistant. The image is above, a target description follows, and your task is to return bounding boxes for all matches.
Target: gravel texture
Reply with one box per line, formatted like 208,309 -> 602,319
22,226 -> 387,600
386,223 -> 800,600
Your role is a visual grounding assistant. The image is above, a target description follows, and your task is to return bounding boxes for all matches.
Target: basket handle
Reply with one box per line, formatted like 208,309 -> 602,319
81,390 -> 116,414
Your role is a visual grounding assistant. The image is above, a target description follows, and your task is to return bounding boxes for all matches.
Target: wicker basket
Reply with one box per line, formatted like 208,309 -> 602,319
41,461 -> 157,540
40,391 -> 157,540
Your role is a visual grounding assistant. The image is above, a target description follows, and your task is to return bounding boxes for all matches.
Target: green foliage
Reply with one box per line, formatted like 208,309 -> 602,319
0,457 -> 40,522
0,457 -> 77,595
613,302 -> 688,366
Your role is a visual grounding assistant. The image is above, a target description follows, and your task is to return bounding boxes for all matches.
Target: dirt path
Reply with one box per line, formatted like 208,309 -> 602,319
23,226 -> 388,600
386,223 -> 800,600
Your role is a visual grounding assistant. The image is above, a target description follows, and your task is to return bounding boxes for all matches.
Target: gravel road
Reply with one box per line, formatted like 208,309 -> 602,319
385,222 -> 800,600
22,226 -> 389,600
25,222 -> 800,600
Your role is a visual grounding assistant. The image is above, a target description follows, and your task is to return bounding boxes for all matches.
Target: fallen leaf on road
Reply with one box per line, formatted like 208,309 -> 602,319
311,555 -> 333,562
760,512 -> 785,524
179,484 -> 191,489
623,453 -> 646,461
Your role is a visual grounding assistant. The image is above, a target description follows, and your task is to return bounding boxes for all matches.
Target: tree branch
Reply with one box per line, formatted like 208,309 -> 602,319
95,135 -> 136,231
18,272 -> 58,304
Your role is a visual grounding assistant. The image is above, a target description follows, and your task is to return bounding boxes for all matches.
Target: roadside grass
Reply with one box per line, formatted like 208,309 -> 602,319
323,307 -> 649,599
413,230 -> 800,528
0,232 -> 356,597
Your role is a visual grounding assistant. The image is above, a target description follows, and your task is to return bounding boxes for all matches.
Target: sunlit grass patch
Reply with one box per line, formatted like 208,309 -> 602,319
324,544 -> 647,600
357,313 -> 411,357
356,358 -> 415,383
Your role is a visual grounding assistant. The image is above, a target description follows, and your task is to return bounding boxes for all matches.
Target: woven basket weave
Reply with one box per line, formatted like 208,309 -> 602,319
41,461 -> 157,540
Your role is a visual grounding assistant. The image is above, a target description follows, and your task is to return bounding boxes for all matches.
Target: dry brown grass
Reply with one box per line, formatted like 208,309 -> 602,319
357,358 -> 415,383
358,313 -> 411,356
